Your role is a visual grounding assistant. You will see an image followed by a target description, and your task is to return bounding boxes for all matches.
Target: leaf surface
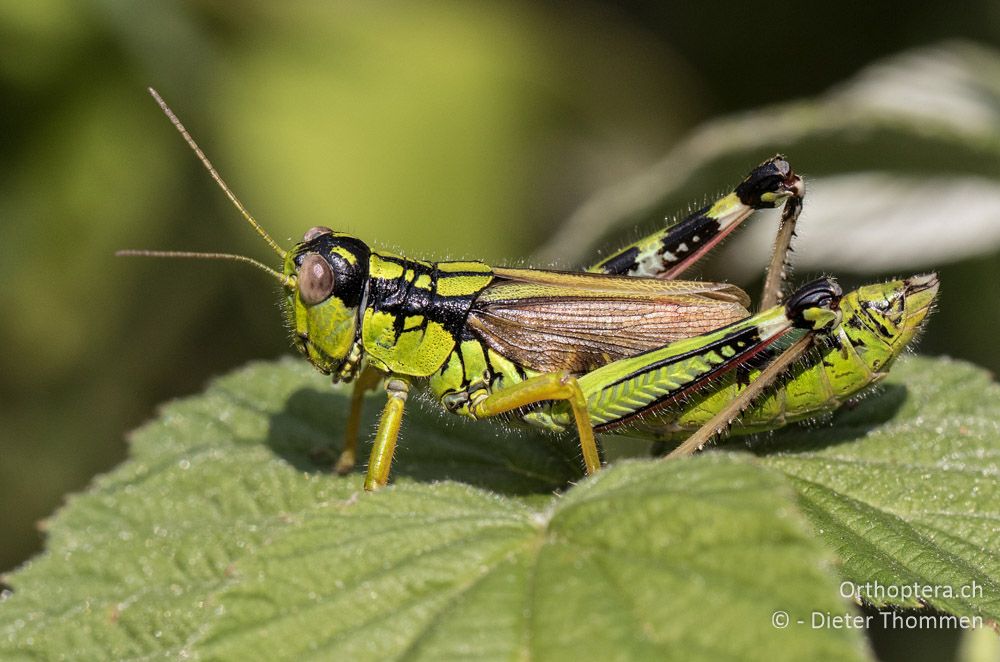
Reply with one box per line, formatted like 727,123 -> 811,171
1,359 -> 872,660
757,357 -> 1000,621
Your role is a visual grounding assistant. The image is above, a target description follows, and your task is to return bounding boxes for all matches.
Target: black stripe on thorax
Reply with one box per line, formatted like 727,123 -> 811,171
368,257 -> 484,339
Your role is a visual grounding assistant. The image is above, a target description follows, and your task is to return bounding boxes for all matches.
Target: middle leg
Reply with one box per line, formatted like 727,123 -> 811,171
469,372 -> 602,475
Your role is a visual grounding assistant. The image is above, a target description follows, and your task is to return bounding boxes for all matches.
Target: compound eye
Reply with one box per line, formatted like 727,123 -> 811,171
303,226 -> 333,242
298,253 -> 335,304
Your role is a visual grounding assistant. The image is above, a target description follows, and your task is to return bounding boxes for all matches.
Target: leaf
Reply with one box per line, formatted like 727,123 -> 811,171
198,460 -> 860,661
0,358 -> 866,660
756,357 -> 1000,621
534,41 -> 1000,276
4,355 -> 1000,658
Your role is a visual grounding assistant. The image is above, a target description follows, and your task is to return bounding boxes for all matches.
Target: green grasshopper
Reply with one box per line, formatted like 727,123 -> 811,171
121,89 -> 939,490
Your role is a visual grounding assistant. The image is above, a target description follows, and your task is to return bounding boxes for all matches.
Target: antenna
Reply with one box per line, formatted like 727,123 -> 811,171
147,87 -> 287,259
116,249 -> 294,288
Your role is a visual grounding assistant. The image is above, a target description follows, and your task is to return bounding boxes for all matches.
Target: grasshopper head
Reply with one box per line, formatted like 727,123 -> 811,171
839,273 -> 939,374
285,227 -> 371,380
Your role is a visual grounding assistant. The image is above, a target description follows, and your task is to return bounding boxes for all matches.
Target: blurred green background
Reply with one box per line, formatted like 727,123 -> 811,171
2,2 -> 999,658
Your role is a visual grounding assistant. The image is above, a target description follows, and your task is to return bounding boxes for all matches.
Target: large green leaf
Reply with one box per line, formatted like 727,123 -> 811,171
2,355 -> 997,659
1,359 -> 863,660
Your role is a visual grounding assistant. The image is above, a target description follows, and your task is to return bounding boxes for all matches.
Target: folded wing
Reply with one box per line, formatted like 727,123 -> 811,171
468,267 -> 751,373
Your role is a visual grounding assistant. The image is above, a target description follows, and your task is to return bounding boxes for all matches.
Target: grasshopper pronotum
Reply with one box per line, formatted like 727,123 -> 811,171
121,90 -> 938,490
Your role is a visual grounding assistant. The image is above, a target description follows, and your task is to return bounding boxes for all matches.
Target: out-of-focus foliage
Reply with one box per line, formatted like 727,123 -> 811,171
2,4 -> 1000,660
538,42 -> 1000,274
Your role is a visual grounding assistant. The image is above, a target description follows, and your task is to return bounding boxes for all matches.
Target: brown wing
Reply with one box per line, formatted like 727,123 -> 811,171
468,268 -> 750,373
490,267 -> 751,305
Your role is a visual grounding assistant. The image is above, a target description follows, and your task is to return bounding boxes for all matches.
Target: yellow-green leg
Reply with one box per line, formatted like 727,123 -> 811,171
336,365 -> 384,475
470,372 -> 601,475
364,377 -> 410,491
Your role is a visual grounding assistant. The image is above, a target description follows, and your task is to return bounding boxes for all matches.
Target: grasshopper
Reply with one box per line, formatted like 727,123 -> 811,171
121,89 -> 939,490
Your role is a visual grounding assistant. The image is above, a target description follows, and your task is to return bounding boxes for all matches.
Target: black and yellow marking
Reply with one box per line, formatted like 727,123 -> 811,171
589,156 -> 802,280
361,253 -> 494,376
